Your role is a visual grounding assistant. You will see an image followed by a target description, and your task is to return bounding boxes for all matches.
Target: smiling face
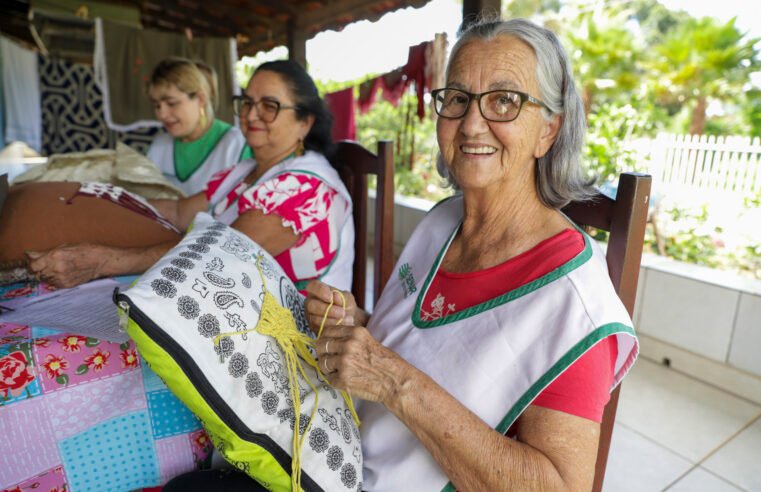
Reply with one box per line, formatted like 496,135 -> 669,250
437,35 -> 560,195
148,83 -> 205,142
241,70 -> 314,166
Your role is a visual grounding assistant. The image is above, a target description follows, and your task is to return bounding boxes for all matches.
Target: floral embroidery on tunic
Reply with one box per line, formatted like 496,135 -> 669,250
420,293 -> 456,321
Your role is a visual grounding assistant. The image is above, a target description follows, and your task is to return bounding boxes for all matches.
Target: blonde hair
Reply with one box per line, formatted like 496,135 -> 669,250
149,57 -> 214,121
193,59 -> 219,111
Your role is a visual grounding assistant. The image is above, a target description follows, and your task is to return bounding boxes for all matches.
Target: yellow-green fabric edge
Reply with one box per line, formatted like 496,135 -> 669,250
121,312 -> 295,492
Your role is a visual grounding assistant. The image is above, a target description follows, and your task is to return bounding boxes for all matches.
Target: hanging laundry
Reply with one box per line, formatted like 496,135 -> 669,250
325,88 -> 356,141
403,42 -> 429,120
1,36 -> 42,152
354,40 -> 439,121
39,56 -> 157,156
94,19 -> 238,132
358,77 -> 383,115
380,69 -> 407,106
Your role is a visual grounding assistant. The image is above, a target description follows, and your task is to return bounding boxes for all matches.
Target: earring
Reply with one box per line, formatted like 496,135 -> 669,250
199,107 -> 208,130
296,139 -> 305,157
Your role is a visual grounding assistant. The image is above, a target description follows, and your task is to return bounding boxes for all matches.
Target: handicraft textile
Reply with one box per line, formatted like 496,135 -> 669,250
0,281 -> 211,492
116,212 -> 362,492
39,55 -> 158,156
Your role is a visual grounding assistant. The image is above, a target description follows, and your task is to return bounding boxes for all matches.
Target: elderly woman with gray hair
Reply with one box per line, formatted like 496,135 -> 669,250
305,17 -> 638,491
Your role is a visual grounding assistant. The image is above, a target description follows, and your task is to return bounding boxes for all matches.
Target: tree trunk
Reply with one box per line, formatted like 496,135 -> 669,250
689,95 -> 707,135
583,85 -> 593,116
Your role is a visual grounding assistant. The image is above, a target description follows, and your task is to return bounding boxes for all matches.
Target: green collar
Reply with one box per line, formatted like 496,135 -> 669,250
173,119 -> 232,182
412,222 -> 594,329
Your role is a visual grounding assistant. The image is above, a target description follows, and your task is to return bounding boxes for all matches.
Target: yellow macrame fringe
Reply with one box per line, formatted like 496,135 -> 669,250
213,256 -> 359,491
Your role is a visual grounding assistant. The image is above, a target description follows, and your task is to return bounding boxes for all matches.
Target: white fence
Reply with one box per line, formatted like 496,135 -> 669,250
631,133 -> 761,196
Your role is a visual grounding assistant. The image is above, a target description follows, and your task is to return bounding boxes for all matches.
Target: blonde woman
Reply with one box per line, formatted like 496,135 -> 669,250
147,57 -> 251,195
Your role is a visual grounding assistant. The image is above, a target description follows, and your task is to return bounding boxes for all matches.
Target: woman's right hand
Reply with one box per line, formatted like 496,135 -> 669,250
304,280 -> 366,335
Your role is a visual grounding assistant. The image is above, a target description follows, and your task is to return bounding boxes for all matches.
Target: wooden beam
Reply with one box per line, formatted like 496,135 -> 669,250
462,0 -> 501,28
287,17 -> 307,68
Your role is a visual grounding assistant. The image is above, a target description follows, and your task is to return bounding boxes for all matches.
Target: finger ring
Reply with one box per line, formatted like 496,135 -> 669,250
325,340 -> 331,354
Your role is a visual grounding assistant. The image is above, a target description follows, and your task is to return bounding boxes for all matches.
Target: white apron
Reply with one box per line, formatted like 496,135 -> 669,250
360,196 -> 638,492
147,126 -> 246,196
207,151 -> 355,292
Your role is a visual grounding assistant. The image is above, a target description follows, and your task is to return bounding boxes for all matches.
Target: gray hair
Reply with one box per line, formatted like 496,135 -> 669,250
437,18 -> 595,208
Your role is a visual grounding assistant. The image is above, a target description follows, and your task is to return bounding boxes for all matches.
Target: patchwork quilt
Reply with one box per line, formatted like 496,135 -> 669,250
0,281 -> 211,492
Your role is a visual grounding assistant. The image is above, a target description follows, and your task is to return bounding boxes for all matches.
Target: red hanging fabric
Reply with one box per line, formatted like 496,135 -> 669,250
358,77 -> 383,114
402,42 -> 429,120
325,88 -> 356,141
356,41 -> 432,119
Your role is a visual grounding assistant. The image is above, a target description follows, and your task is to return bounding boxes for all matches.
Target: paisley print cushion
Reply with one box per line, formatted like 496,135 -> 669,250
117,212 -> 362,492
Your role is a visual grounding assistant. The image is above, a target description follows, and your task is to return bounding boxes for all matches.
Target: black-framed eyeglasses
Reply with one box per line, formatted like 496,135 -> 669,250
231,95 -> 298,123
431,88 -> 551,122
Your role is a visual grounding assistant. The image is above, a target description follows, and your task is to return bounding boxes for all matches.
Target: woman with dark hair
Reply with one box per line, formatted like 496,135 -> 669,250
28,60 -> 354,292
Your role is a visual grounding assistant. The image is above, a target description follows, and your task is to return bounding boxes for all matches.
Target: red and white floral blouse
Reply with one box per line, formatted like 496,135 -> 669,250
204,166 -> 351,289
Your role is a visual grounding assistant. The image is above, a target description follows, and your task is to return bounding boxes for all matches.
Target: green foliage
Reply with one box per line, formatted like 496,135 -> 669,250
658,204 -> 722,268
584,102 -> 656,184
742,89 -> 761,136
354,90 -> 447,201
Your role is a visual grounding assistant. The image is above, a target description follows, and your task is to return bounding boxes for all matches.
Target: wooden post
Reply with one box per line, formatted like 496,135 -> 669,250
287,17 -> 307,68
462,0 -> 502,29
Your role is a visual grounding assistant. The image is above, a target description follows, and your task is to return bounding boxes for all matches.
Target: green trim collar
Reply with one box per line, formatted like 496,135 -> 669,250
412,225 -> 594,329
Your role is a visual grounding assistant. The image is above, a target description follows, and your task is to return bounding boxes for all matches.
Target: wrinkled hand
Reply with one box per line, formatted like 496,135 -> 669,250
315,323 -> 410,405
304,280 -> 360,335
26,244 -> 109,288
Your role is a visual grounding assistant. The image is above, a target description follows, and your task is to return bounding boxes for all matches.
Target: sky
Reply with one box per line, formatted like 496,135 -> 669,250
306,0 -> 461,82
297,0 -> 759,84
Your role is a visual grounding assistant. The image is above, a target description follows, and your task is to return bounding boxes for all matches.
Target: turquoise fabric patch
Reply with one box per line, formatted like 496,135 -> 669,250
59,410 -> 159,492
32,326 -> 63,338
141,359 -> 168,393
146,390 -> 201,439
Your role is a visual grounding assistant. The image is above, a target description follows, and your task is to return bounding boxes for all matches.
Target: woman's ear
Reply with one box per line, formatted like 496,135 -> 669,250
302,114 -> 316,137
195,90 -> 208,108
534,114 -> 561,159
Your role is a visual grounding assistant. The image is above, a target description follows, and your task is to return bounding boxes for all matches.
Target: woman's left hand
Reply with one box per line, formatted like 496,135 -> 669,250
315,324 -> 410,404
26,244 -> 109,288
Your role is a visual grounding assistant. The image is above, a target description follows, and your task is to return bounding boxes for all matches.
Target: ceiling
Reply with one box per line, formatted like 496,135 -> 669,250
1,0 -> 434,59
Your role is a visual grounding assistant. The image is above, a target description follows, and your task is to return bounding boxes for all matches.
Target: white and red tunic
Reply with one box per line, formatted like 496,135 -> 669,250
204,151 -> 354,292
147,122 -> 248,196
360,195 -> 638,492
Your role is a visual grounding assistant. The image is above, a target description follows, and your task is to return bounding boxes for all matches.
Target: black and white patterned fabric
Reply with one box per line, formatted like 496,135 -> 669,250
39,56 -> 158,156
121,213 -> 362,491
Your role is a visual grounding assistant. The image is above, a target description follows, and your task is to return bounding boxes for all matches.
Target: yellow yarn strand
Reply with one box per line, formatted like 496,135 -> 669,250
315,290 -> 360,427
211,256 -> 359,490
213,259 -> 317,491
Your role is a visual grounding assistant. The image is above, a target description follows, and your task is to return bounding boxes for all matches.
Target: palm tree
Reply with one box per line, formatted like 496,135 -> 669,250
646,17 -> 760,135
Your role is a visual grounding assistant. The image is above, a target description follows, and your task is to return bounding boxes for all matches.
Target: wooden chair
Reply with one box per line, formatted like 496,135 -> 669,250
562,172 -> 652,492
0,174 -> 8,213
332,140 -> 395,310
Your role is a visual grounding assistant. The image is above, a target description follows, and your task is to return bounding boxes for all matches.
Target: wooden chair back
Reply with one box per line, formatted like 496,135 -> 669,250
561,172 -> 652,492
332,140 -> 395,309
0,174 -> 8,214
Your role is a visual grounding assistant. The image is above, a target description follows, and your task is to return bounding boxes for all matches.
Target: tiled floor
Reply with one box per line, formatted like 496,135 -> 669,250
604,357 -> 761,491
